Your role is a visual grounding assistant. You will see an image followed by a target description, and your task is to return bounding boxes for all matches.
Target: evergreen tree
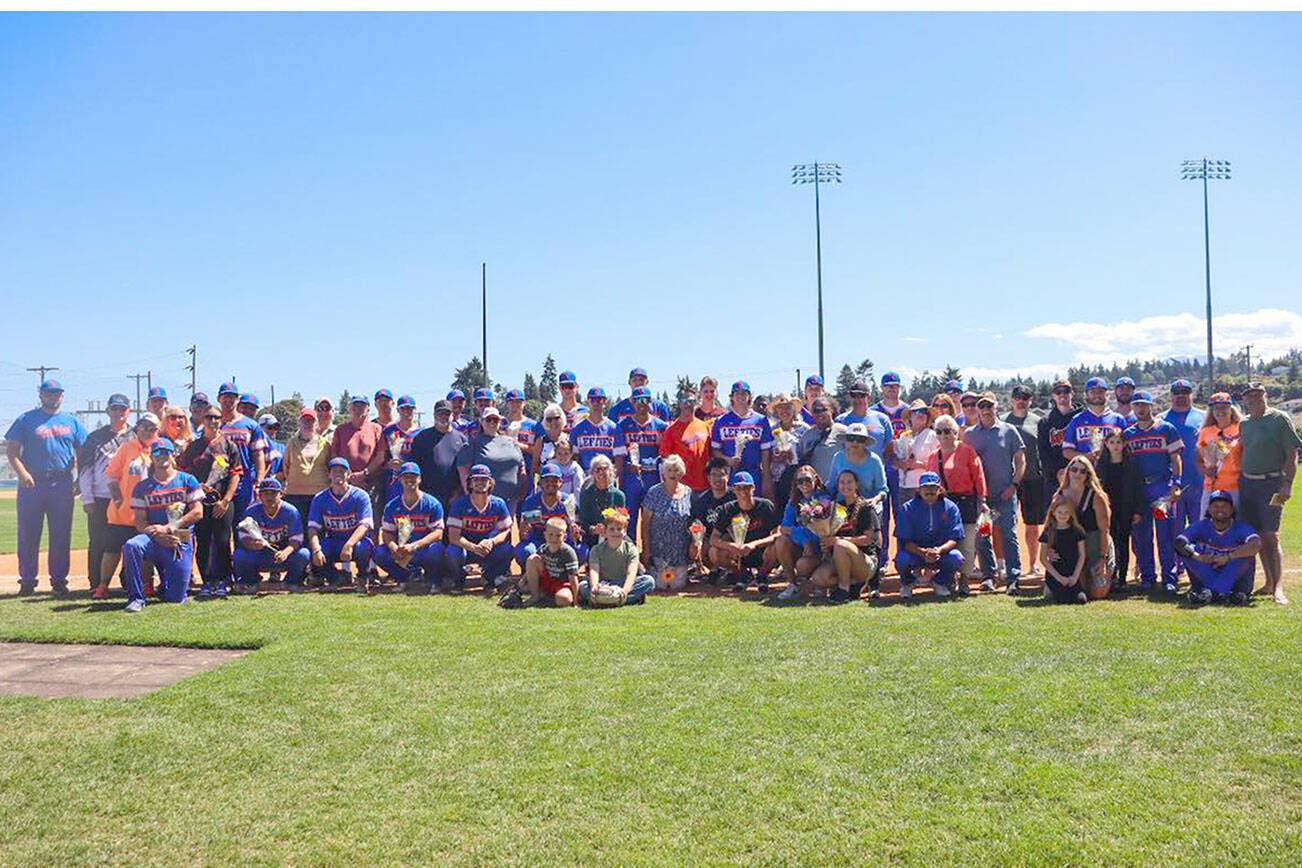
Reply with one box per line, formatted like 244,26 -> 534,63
539,355 -> 558,403
523,373 -> 539,402
675,375 -> 695,397
833,365 -> 857,409
451,357 -> 490,394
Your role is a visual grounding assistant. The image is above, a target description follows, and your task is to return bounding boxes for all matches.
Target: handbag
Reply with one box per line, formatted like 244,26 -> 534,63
937,450 -> 981,524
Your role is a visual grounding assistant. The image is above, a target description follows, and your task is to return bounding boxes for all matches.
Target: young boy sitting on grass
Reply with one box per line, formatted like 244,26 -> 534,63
580,508 -> 655,606
508,517 -> 579,608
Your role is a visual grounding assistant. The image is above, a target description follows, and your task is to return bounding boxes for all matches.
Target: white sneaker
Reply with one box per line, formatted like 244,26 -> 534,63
979,578 -> 997,593
934,584 -> 951,599
899,584 -> 913,600
125,599 -> 144,613
777,582 -> 799,601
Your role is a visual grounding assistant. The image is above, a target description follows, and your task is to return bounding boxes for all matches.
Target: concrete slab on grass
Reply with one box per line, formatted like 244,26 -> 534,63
0,642 -> 249,699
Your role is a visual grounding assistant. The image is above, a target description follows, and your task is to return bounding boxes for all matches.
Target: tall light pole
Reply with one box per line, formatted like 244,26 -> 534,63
792,162 -> 842,383
481,262 -> 488,384
1181,158 -> 1230,394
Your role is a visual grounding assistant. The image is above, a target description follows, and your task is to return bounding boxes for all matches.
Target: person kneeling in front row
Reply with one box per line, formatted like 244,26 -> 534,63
1039,497 -> 1089,604
232,478 -> 310,590
580,508 -> 654,606
120,439 -> 204,612
1177,489 -> 1261,605
307,457 -> 375,591
893,472 -> 964,600
372,462 -> 447,590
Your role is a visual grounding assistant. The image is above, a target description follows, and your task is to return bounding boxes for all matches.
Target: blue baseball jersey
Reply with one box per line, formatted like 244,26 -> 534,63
307,485 -> 374,539
562,403 -> 589,431
130,471 -> 203,525
1062,409 -> 1127,455
380,422 -> 425,500
711,410 -> 774,478
800,406 -> 816,425
834,408 -> 894,463
1123,420 -> 1182,484
381,492 -> 445,538
447,494 -> 513,543
4,409 -> 87,475
452,416 -> 477,434
1177,518 -> 1258,559
609,397 -> 672,424
507,417 -> 540,472
240,501 -> 304,548
1160,407 -> 1208,488
615,416 -> 668,480
263,440 -> 284,478
516,491 -> 577,544
570,416 -> 619,472
219,415 -> 267,478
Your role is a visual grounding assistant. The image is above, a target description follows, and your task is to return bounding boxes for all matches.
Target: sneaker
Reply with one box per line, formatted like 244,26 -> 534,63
90,586 -> 107,601
1162,581 -> 1178,595
777,582 -> 800,601
17,583 -> 36,597
957,581 -> 970,597
1139,580 -> 1156,592
628,595 -> 646,605
757,581 -> 770,594
870,587 -> 882,599
124,599 -> 144,613
1006,579 -> 1020,596
979,578 -> 997,593
1189,588 -> 1213,604
196,583 -> 214,600
1229,591 -> 1249,605
51,582 -> 70,597
934,584 -> 951,599
829,586 -> 851,603
214,582 -> 229,599
1074,591 -> 1088,604
499,587 -> 524,609
899,584 -> 914,600
709,569 -> 723,587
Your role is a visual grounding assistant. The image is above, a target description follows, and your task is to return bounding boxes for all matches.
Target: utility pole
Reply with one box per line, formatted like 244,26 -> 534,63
186,345 -> 197,395
1181,158 -> 1231,394
1243,343 -> 1254,378
791,162 -> 842,383
270,384 -> 276,405
796,368 -> 801,394
481,262 -> 488,384
127,372 -> 148,420
146,370 -> 153,394
26,365 -> 59,386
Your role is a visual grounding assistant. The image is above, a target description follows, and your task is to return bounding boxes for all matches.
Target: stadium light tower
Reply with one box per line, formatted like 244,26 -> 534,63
1181,158 -> 1231,394
792,162 -> 842,383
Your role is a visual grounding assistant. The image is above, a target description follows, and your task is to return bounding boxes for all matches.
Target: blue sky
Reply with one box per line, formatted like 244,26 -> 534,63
2,12 -> 1300,426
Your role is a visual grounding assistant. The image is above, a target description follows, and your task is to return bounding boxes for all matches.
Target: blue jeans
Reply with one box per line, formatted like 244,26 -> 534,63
122,534 -> 193,604
976,493 -> 1021,581
15,473 -> 75,587
579,574 -> 655,604
233,546 -> 311,584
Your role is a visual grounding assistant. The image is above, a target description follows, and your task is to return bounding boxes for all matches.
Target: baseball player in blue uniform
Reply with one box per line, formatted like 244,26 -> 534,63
514,463 -> 582,567
614,386 -> 669,542
711,381 -> 775,498
4,379 -> 87,595
232,477 -> 311,588
380,395 -> 424,503
307,457 -> 375,589
1159,378 -> 1207,530
446,464 -> 515,592
372,463 -> 447,587
1113,376 -> 1138,424
1176,490 -> 1261,604
447,389 -> 475,433
120,439 -> 203,611
557,370 -> 589,431
258,414 -> 284,477
216,383 -> 267,521
1123,391 -> 1184,591
1062,378 -> 1127,461
146,385 -> 168,419
570,387 -> 618,471
894,472 -> 965,599
610,367 -> 672,423
800,375 -> 825,425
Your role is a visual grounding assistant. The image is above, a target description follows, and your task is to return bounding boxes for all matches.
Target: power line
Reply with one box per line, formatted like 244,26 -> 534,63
26,365 -> 58,385
127,372 -> 148,421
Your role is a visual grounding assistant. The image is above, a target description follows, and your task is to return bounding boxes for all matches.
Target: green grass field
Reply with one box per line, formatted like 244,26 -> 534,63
1,502 -> 1300,865
0,495 -> 88,555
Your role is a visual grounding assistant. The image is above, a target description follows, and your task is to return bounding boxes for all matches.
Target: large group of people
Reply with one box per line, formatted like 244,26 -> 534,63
5,367 -> 1298,612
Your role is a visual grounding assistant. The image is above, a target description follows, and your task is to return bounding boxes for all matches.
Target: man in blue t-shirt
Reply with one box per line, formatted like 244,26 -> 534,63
711,381 -> 776,500
1159,378 -> 1208,531
614,386 -> 669,542
372,463 -> 447,587
570,387 -> 618,472
1062,377 -> 1127,462
871,372 -> 908,551
610,367 -> 672,423
1176,490 -> 1260,604
121,439 -> 204,611
835,381 -> 894,465
1124,391 -> 1184,590
4,379 -> 87,595
233,477 -> 311,588
307,457 -> 375,589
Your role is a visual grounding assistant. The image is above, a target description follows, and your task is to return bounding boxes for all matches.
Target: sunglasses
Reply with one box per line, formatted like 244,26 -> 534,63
937,429 -> 957,435
203,414 -> 221,422
1172,389 -> 1192,396
1052,389 -> 1072,396
796,477 -> 815,486
960,403 -> 977,409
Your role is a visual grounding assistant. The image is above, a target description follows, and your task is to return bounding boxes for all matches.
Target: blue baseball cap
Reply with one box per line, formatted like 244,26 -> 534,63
397,461 -> 420,477
587,386 -> 607,401
257,477 -> 282,492
1115,376 -> 1136,388
505,389 -> 525,402
151,438 -> 176,455
238,393 -> 259,406
217,382 -> 238,397
190,391 -> 210,407
629,367 -> 648,380
396,394 -> 416,409
446,389 -> 465,401
881,372 -> 901,386
469,463 -> 493,480
147,386 -> 167,400
731,380 -> 751,394
631,386 -> 652,401
258,413 -> 279,426
1131,391 -> 1154,405
559,371 -> 578,385
944,379 -> 963,392
327,457 -> 350,470
349,393 -> 370,406
39,378 -> 64,393
107,393 -> 131,409
918,471 -> 941,488
1085,377 -> 1109,391
729,471 -> 756,488
374,388 -> 393,401
1170,378 -> 1193,392
473,387 -> 494,401
1208,489 -> 1235,507
539,462 -> 562,480
804,375 -> 824,388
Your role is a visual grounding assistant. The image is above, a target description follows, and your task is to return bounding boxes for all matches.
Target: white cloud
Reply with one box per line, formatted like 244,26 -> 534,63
902,336 -> 927,343
1024,308 -> 1302,367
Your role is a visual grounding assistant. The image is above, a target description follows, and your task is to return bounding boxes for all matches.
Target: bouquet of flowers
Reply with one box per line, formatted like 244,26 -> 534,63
976,506 -> 995,538
393,516 -> 414,566
893,430 -> 916,462
797,496 -> 846,539
628,441 -> 641,472
689,519 -> 706,549
732,429 -> 754,463
728,513 -> 750,546
237,515 -> 265,546
166,502 -> 192,550
1200,436 -> 1231,477
203,454 -> 229,489
389,430 -> 406,464
1150,496 -> 1172,521
1089,428 -> 1105,455
773,426 -> 792,457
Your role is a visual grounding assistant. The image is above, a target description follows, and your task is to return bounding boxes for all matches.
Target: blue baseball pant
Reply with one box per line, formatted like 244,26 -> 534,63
122,534 -> 193,604
15,474 -> 75,587
233,545 -> 310,584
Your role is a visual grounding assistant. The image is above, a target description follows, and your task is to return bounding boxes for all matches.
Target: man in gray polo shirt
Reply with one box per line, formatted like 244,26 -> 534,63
796,397 -> 847,484
964,392 -> 1027,592
1238,382 -> 1300,604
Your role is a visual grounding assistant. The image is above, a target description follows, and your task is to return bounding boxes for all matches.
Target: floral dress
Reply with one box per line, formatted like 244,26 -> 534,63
641,482 -> 694,567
